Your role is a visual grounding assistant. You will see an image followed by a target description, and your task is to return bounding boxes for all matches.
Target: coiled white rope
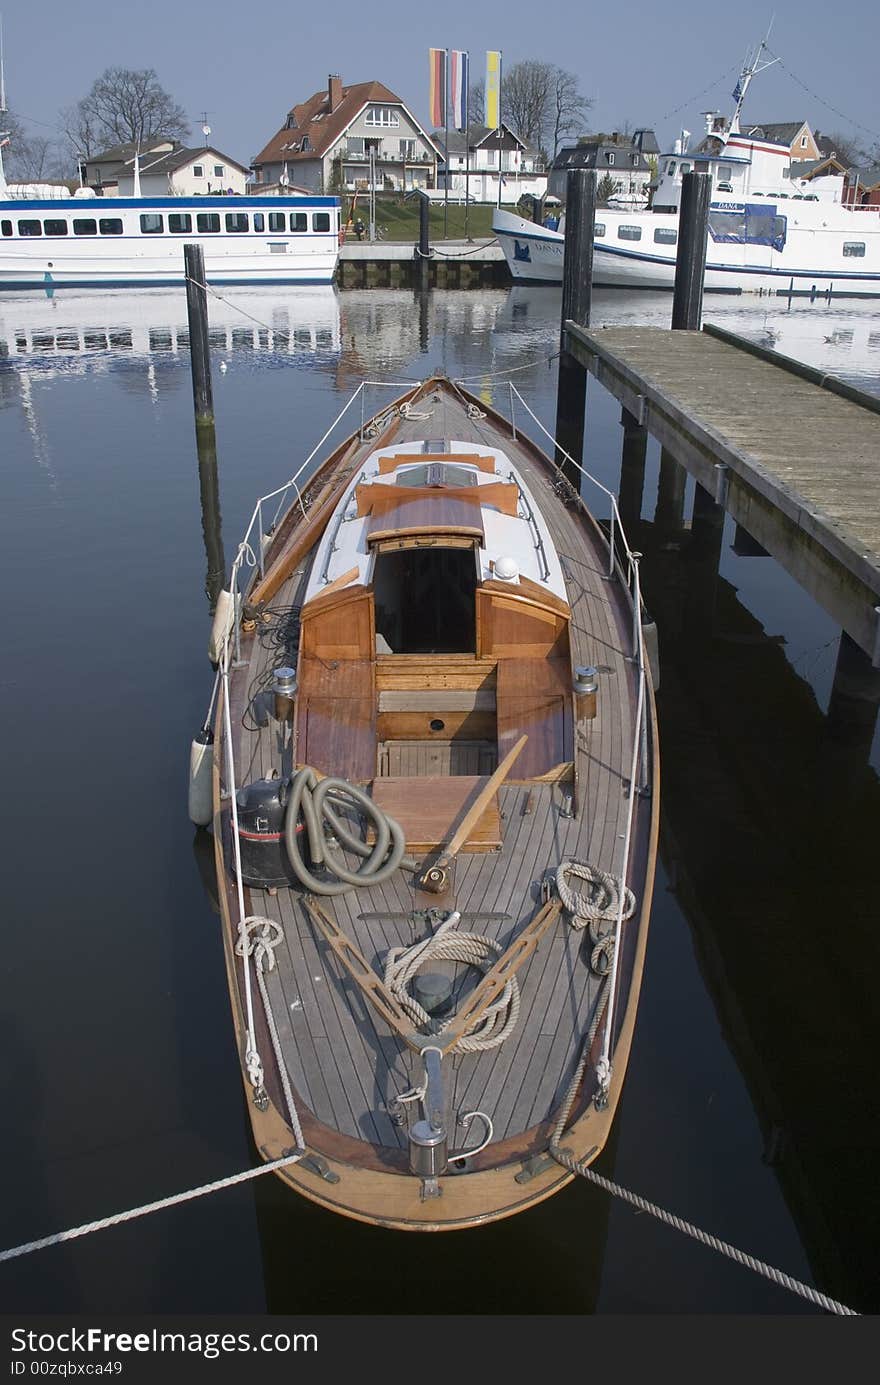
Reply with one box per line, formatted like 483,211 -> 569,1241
236,916 -> 306,1148
384,913 -> 519,1052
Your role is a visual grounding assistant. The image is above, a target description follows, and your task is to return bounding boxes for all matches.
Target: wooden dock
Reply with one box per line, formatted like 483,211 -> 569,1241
564,320 -> 880,663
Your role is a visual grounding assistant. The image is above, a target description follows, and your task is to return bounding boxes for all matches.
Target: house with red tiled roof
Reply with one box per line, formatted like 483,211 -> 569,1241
252,74 -> 442,194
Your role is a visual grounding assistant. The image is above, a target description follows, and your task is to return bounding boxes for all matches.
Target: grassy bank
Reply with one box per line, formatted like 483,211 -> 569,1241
341,196 -> 520,241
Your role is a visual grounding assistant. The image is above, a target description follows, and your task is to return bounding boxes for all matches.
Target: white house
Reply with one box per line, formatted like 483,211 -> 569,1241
83,141 -> 250,197
433,123 -> 547,204
253,74 -> 441,194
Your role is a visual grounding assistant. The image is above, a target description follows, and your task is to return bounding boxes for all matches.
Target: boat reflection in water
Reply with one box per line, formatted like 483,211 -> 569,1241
0,285 -> 342,372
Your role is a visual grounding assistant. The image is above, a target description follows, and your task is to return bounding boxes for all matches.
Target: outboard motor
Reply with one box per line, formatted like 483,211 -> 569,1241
235,776 -> 305,889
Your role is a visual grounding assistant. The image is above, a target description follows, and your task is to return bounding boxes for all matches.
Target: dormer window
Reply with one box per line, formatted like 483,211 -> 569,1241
301,135 -> 311,152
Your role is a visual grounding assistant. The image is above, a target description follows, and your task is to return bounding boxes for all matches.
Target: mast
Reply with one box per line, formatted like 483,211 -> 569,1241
729,21 -> 779,135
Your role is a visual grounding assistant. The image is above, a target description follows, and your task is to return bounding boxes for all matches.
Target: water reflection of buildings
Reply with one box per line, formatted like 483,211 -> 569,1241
0,286 -> 342,371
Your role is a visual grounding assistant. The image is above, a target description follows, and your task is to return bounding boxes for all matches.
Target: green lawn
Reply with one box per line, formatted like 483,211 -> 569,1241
341,196 -> 521,241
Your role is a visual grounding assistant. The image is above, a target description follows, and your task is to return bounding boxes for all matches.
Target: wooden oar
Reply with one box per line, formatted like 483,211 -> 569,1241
418,734 -> 528,893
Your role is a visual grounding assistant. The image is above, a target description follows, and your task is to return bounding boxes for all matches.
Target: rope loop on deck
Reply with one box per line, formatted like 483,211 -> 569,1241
556,861 -> 636,933
384,913 -> 519,1052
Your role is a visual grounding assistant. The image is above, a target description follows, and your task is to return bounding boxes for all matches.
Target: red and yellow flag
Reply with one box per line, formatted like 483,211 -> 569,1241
429,47 -> 447,129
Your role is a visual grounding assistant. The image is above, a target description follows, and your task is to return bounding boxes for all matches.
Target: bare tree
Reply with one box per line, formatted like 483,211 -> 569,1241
549,68 -> 592,156
468,78 -> 484,130
2,111 -> 67,181
64,68 -> 189,154
504,61 -> 554,148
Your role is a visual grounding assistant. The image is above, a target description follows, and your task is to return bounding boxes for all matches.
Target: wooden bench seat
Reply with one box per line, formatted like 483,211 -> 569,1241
369,775 -> 501,853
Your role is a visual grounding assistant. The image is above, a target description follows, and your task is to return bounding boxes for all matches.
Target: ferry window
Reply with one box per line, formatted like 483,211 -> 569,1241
312,212 -> 331,232
18,220 -> 42,236
99,218 -> 123,235
43,219 -> 68,236
593,222 -> 606,237
680,163 -> 691,175
73,218 -> 97,235
253,212 -> 265,232
667,161 -> 676,175
716,182 -> 733,193
654,227 -> 677,244
193,165 -> 204,178
843,242 -> 866,257
268,212 -> 287,232
168,213 -> 192,233
618,224 -> 642,241
214,165 -> 225,178
290,212 -> 308,232
718,165 -> 732,180
2,219 -> 13,237
140,213 -> 164,234
197,213 -> 221,233
225,213 -> 249,232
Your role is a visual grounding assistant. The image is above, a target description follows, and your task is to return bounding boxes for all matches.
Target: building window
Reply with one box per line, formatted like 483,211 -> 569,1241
225,213 -> 249,232
843,242 -> 866,257
140,214 -> 164,234
365,106 -> 400,127
654,227 -> 677,244
290,212 -> 308,232
607,152 -> 615,165
312,212 -> 331,232
73,219 -> 98,236
618,224 -> 642,241
801,135 -> 807,147
168,213 -> 193,233
43,219 -> 68,236
268,211 -> 287,232
1,219 -> 12,237
214,164 -> 225,177
400,139 -> 416,159
99,218 -> 123,235
301,136 -> 311,152
193,165 -> 204,177
347,137 -> 365,155
196,213 -> 221,233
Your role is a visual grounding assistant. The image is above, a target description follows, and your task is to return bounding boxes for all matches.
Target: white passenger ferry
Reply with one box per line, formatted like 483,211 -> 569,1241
494,38 -> 880,297
0,165 -> 341,290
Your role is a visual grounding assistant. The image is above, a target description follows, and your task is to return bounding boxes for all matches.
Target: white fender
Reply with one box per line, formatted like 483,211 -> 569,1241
188,730 -> 215,827
208,588 -> 234,664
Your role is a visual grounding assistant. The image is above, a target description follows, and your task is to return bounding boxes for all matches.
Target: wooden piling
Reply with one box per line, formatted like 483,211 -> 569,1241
672,171 -> 712,331
554,168 -> 596,488
417,190 -> 431,293
183,243 -> 214,427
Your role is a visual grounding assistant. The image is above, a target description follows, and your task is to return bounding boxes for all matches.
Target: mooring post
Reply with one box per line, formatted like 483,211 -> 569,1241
416,190 -> 431,293
184,243 -> 214,428
554,168 -> 596,489
825,630 -> 880,753
531,194 -> 543,224
672,170 -> 712,331
196,425 -> 226,612
618,405 -> 648,536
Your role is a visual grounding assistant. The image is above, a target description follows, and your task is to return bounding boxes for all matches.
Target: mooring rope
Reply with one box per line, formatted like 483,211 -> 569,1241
236,916 -> 306,1147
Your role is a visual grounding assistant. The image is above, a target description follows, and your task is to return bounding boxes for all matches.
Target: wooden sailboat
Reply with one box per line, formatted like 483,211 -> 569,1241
203,375 -> 659,1230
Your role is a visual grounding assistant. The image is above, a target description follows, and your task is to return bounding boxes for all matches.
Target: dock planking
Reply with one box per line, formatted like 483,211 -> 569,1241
564,321 -> 880,663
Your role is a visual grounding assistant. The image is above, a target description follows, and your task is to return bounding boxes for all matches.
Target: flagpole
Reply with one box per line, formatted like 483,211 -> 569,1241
496,50 -> 503,209
443,48 -> 450,239
464,56 -> 471,241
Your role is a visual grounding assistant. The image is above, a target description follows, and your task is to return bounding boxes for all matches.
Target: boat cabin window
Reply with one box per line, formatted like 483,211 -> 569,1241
396,463 -> 478,488
1,219 -> 11,237
618,224 -> 642,241
843,242 -> 866,257
373,546 -> 477,655
197,213 -> 221,233
654,227 -> 677,244
73,218 -> 97,235
680,163 -> 692,175
253,212 -> 265,231
268,212 -> 287,232
667,161 -> 676,175
17,220 -> 42,236
226,212 -> 249,232
716,182 -> 733,193
168,213 -> 193,233
99,218 -> 123,235
594,222 -> 606,237
140,213 -> 164,234
313,212 -> 331,232
43,219 -> 68,236
708,205 -> 787,251
291,212 -> 308,233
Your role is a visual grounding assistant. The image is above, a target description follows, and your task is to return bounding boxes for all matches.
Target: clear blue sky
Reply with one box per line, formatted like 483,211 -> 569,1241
4,0 -> 879,166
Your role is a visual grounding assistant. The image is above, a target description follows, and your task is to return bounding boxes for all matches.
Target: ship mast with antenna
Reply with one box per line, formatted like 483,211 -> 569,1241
729,20 -> 780,135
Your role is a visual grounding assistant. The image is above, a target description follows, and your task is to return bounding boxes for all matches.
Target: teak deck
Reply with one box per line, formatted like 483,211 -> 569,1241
213,380 -> 658,1229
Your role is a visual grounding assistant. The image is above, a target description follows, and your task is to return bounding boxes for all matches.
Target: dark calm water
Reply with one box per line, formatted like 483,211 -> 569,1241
1,282 -> 878,1316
